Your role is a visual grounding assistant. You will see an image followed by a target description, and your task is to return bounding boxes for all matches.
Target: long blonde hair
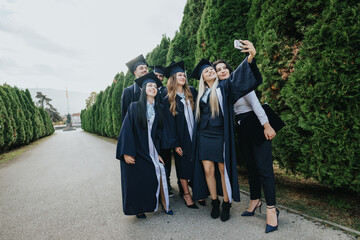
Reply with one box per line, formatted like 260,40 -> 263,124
167,73 -> 195,116
195,74 -> 220,121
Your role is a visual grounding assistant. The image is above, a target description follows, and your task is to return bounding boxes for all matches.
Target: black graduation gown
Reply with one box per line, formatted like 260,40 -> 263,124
163,87 -> 198,180
121,83 -> 141,122
192,57 -> 263,203
116,102 -> 165,215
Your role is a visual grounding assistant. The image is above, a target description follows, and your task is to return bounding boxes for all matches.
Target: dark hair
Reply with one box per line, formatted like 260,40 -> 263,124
136,84 -> 163,129
213,59 -> 233,73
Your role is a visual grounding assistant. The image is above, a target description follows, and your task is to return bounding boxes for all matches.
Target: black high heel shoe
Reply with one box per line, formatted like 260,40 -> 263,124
198,200 -> 206,206
241,199 -> 262,216
183,193 -> 198,209
160,202 -> 174,215
265,206 -> 279,234
136,213 -> 146,219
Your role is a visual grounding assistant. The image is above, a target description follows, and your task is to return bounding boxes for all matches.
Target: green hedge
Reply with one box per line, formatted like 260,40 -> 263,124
0,84 -> 54,152
81,0 -> 360,192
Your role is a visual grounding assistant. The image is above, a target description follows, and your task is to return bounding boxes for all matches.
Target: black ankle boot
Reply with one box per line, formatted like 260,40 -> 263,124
211,199 -> 220,219
220,201 -> 231,222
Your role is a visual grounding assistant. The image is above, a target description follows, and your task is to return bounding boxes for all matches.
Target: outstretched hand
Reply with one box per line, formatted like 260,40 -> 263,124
239,40 -> 256,63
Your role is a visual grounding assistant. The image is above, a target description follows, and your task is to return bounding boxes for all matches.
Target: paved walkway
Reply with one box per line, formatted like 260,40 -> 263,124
0,129 -> 355,239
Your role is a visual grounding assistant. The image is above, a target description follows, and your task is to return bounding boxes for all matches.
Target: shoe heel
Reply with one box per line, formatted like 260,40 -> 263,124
259,204 -> 262,213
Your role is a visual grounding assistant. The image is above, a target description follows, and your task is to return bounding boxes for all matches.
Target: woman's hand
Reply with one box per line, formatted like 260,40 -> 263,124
158,155 -> 165,165
124,154 -> 135,164
175,147 -> 183,156
263,122 -> 276,140
240,40 -> 256,63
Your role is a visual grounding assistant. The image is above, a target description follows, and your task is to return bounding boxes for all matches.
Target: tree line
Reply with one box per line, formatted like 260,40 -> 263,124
81,0 -> 360,193
0,84 -> 54,152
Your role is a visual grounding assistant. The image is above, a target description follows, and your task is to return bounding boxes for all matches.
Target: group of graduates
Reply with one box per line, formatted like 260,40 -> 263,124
116,40 -> 280,234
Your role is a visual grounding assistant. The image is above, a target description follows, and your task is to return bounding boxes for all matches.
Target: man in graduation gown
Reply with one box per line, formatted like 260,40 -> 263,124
121,54 -> 149,122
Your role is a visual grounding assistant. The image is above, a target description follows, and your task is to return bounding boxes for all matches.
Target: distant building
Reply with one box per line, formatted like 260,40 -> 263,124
72,113 -> 81,124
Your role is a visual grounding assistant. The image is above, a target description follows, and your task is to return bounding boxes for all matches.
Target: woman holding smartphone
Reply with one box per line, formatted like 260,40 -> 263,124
190,40 -> 262,222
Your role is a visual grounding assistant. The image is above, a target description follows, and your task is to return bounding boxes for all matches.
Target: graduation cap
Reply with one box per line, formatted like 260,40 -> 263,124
135,72 -> 163,88
163,61 -> 185,78
126,54 -> 147,75
190,58 -> 213,80
149,65 -> 165,75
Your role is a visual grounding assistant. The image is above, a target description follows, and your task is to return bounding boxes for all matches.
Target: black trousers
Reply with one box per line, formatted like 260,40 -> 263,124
160,148 -> 184,194
237,124 -> 276,206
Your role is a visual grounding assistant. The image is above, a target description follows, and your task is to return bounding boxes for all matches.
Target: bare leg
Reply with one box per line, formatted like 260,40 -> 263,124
267,205 -> 278,226
181,179 -> 195,205
202,160 -> 217,200
246,199 -> 262,212
218,163 -> 229,202
159,177 -> 168,211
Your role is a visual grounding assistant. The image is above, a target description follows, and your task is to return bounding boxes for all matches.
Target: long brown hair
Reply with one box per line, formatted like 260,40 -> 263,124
167,72 -> 195,116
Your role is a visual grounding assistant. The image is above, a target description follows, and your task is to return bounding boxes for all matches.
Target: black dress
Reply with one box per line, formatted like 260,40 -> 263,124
198,93 -> 224,163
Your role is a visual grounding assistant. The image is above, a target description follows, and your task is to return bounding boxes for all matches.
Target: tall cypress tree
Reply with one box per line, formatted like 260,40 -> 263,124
105,83 -> 115,137
0,87 -> 15,149
146,34 -> 171,66
94,91 -> 103,134
0,93 -> 11,151
247,0 -> 325,112
277,0 -> 360,192
166,0 -> 207,87
2,85 -> 26,146
24,89 -> 40,140
195,0 -> 251,65
112,72 -> 125,136
14,87 -> 33,143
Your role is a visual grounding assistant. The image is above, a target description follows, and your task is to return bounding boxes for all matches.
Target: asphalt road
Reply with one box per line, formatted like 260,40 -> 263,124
0,129 -> 355,240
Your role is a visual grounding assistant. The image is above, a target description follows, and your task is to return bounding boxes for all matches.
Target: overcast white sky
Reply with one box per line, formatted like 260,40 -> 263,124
0,0 -> 187,93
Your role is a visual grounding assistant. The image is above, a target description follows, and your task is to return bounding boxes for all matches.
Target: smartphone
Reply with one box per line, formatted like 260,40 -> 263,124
234,39 -> 244,50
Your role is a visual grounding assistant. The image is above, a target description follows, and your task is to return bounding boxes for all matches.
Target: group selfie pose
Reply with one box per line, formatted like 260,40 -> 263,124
116,40 -> 281,233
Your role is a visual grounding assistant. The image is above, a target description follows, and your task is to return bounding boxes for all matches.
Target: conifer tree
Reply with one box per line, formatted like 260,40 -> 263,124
195,0 -> 251,67
112,72 -> 125,136
167,0 -> 206,86
14,87 -> 33,143
105,83 -> 115,137
0,86 -> 15,149
277,0 -> 360,192
146,34 -> 171,66
2,85 -> 26,146
0,94 -> 10,151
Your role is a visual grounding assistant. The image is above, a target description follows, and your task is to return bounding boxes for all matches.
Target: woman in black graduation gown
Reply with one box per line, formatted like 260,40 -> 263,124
162,61 -> 201,209
116,72 -> 173,219
213,41 -> 279,233
190,42 -> 262,222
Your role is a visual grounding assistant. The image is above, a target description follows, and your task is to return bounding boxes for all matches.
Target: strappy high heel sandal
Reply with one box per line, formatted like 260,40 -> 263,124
265,206 -> 279,234
183,193 -> 198,209
241,199 -> 262,216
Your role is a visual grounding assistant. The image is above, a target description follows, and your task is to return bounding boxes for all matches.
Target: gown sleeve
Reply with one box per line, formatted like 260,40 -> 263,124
116,102 -> 136,161
161,96 -> 179,149
226,57 -> 263,103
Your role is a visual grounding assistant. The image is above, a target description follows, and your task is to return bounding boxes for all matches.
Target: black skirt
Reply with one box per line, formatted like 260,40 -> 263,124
198,125 -> 224,163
